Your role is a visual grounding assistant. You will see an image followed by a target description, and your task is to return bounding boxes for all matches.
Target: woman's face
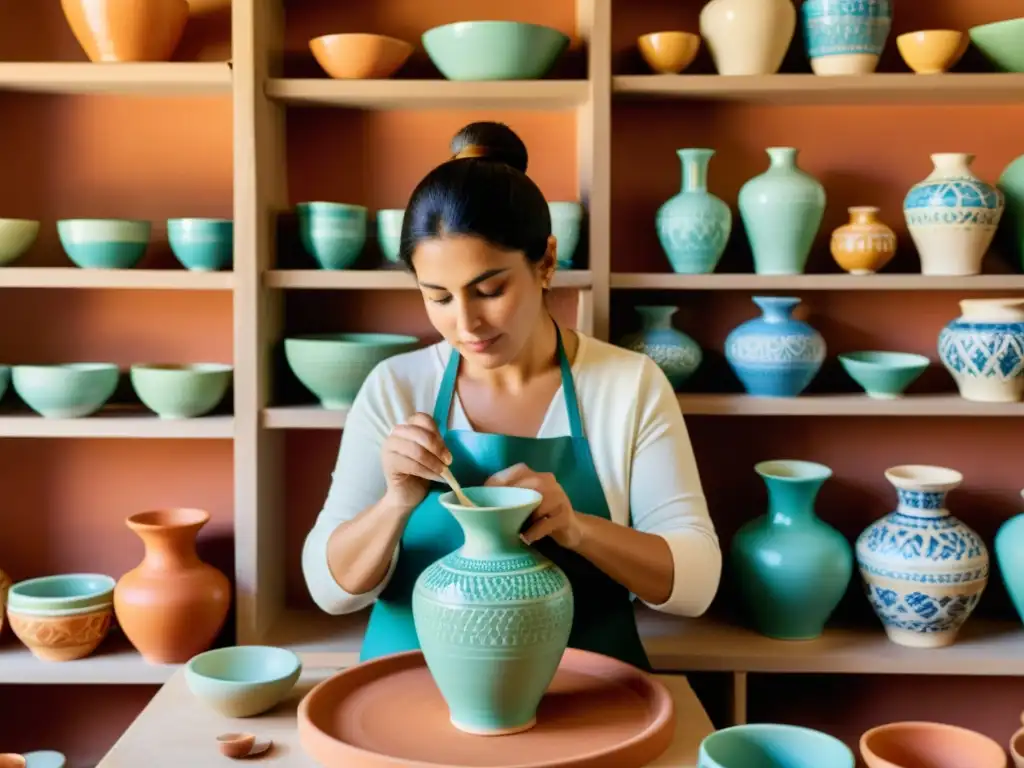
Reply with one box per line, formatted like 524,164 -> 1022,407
411,234 -> 556,368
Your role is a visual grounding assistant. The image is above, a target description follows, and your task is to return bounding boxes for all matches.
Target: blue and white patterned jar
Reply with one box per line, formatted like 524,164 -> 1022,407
656,148 -> 732,274
724,296 -> 825,397
801,0 -> 892,75
939,298 -> 1024,403
904,153 -> 1004,276
617,305 -> 703,390
856,465 -> 988,649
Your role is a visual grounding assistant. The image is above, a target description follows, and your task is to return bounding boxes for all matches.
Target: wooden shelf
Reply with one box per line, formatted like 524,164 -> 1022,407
0,62 -> 232,96
613,73 -> 1024,105
611,273 -> 1024,291
0,268 -> 233,290
265,79 -> 589,110
678,394 -> 1023,417
0,412 -> 234,438
265,269 -> 592,290
263,405 -> 345,430
0,635 -> 174,685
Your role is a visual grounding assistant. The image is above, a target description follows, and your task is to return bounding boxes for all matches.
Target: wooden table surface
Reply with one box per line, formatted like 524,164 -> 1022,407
97,653 -> 715,767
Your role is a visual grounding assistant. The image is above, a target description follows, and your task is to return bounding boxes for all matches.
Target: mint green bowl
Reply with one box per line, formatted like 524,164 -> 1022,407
185,645 -> 302,718
422,21 -> 570,80
839,351 -> 930,399
130,363 -> 233,419
168,218 -> 233,272
700,723 -> 854,768
284,333 -> 419,410
376,209 -> 404,264
57,219 -> 150,269
8,574 -> 116,616
297,202 -> 367,270
12,363 -> 120,418
549,201 -> 582,268
969,18 -> 1024,72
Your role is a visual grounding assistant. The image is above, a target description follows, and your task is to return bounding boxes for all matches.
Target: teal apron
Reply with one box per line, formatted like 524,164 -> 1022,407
359,326 -> 652,671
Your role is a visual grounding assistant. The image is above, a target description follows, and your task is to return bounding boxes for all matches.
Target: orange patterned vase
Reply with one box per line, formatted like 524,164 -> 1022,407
831,206 -> 897,275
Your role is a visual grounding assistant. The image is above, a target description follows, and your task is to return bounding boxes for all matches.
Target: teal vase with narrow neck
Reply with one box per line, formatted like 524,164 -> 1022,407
731,460 -> 852,640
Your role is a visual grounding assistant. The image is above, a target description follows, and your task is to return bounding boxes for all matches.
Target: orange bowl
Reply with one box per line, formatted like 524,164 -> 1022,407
861,721 -> 1007,768
310,33 -> 414,79
60,0 -> 189,62
638,31 -> 701,74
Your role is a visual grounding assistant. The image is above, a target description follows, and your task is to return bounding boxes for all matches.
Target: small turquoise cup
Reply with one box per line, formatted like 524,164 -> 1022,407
168,218 -> 233,271
838,351 -> 929,399
422,21 -> 570,80
699,723 -> 854,768
376,209 -> 404,264
296,202 -> 367,270
57,219 -> 150,269
12,363 -> 120,418
549,201 -> 582,269
185,645 -> 302,718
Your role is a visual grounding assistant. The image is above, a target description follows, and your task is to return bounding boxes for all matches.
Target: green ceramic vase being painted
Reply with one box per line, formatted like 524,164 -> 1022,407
412,487 -> 573,735
738,147 -> 826,275
998,153 -> 1024,270
731,460 -> 852,640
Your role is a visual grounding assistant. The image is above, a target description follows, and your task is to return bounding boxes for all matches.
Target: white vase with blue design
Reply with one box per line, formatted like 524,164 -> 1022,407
617,306 -> 703,390
904,153 -> 1004,276
724,296 -> 825,397
656,148 -> 732,274
801,0 -> 892,75
939,298 -> 1024,403
856,465 -> 988,649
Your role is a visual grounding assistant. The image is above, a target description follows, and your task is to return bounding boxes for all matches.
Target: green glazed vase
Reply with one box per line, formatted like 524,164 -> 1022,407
412,487 -> 573,735
731,460 -> 852,640
998,153 -> 1024,271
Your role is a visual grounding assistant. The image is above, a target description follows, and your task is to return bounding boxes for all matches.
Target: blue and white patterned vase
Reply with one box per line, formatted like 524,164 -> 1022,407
904,153 -> 1004,276
801,0 -> 892,75
617,306 -> 703,390
724,296 -> 826,397
856,465 -> 988,649
655,148 -> 732,274
938,298 -> 1024,403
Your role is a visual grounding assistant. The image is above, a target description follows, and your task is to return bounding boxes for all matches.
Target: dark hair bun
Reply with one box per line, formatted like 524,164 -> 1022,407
450,121 -> 529,174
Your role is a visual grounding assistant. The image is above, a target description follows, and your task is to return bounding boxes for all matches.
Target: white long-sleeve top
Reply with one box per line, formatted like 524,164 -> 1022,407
302,332 -> 722,618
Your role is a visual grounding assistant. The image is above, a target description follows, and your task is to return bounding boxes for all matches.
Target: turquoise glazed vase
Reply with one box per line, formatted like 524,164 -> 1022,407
412,487 -> 573,735
801,0 -> 892,76
738,148 -> 826,275
656,148 -> 732,274
296,202 -> 367,270
996,489 -> 1024,625
617,305 -> 703,390
699,723 -> 855,768
998,153 -> 1024,270
731,460 -> 852,640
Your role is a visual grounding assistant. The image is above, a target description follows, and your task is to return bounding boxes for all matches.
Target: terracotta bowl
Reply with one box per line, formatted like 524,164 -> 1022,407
310,34 -> 414,79
638,31 -> 701,74
861,721 -> 1007,768
1010,710 -> 1024,768
8,606 -> 114,662
896,30 -> 968,74
60,0 -> 190,62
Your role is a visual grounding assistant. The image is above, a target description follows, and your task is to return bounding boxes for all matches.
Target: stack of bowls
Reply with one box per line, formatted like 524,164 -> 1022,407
6,574 -> 116,661
12,363 -> 120,418
185,645 -> 302,717
297,202 -> 367,270
130,363 -> 233,419
422,21 -> 570,80
168,218 -> 233,272
57,219 -> 150,269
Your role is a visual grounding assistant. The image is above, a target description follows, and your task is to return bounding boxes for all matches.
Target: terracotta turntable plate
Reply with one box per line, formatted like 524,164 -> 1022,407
298,648 -> 676,768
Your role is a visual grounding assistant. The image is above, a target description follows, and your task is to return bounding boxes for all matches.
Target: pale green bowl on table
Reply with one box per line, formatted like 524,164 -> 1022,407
168,218 -> 233,271
969,18 -> 1024,72
284,333 -> 420,410
7,574 -> 115,615
12,363 -> 119,418
297,202 -> 367,270
376,209 -> 404,264
0,219 -> 40,265
185,645 -> 302,718
130,363 -> 233,419
422,21 -> 570,80
57,219 -> 150,269
699,723 -> 854,767
838,351 -> 929,399
549,201 -> 582,269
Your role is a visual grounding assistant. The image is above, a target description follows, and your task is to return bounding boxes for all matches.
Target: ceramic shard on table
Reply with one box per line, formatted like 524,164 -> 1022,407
617,306 -> 702,390
801,0 -> 892,75
856,465 -> 988,649
656,148 -> 731,275
699,0 -> 796,75
830,206 -> 896,275
938,298 -> 1024,403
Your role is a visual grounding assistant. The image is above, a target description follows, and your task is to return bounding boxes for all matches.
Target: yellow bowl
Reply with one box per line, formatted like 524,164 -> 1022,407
638,31 -> 700,74
897,30 -> 968,74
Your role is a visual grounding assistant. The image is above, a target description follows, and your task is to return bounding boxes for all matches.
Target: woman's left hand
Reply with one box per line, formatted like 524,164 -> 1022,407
484,463 -> 583,549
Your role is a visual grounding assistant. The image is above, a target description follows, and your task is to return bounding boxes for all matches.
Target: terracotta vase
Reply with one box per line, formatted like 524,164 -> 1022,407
114,508 -> 231,664
699,0 -> 796,75
60,0 -> 190,63
830,206 -> 897,274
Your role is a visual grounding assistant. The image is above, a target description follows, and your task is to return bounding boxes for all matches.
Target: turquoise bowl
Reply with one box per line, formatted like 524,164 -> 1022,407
838,351 -> 929,399
284,333 -> 419,410
699,723 -> 854,768
376,209 -> 404,264
549,201 -> 582,269
7,574 -> 116,616
130,363 -> 233,419
168,218 -> 233,271
0,218 -> 40,265
0,364 -> 9,403
57,219 -> 150,269
185,645 -> 302,718
969,18 -> 1024,73
422,21 -> 570,80
12,363 -> 120,418
296,202 -> 367,270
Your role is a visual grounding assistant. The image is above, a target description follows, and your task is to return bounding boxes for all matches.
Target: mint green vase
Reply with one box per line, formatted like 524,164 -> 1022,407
731,460 -> 852,640
412,487 -> 573,735
998,153 -> 1024,271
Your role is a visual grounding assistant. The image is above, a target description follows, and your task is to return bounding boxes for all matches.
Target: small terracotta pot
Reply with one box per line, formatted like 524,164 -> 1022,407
310,34 -> 414,79
1010,710 -> 1024,768
60,0 -> 190,62
7,606 -> 113,661
861,721 -> 1007,768
638,31 -> 701,74
831,205 -> 897,275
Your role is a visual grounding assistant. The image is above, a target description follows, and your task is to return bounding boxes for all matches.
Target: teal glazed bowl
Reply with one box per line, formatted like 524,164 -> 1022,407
549,201 -> 583,268
838,351 -> 929,399
422,21 -> 571,80
12,363 -> 120,418
185,645 -> 302,718
0,364 -> 9,403
296,202 -> 367,270
376,209 -> 404,265
969,18 -> 1024,72
699,723 -> 855,768
130,363 -> 233,419
57,219 -> 150,269
284,333 -> 420,410
0,218 -> 40,265
7,574 -> 116,615
168,218 -> 233,271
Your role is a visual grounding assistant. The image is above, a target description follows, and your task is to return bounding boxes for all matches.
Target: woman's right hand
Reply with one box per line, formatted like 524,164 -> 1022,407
381,412 -> 452,511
